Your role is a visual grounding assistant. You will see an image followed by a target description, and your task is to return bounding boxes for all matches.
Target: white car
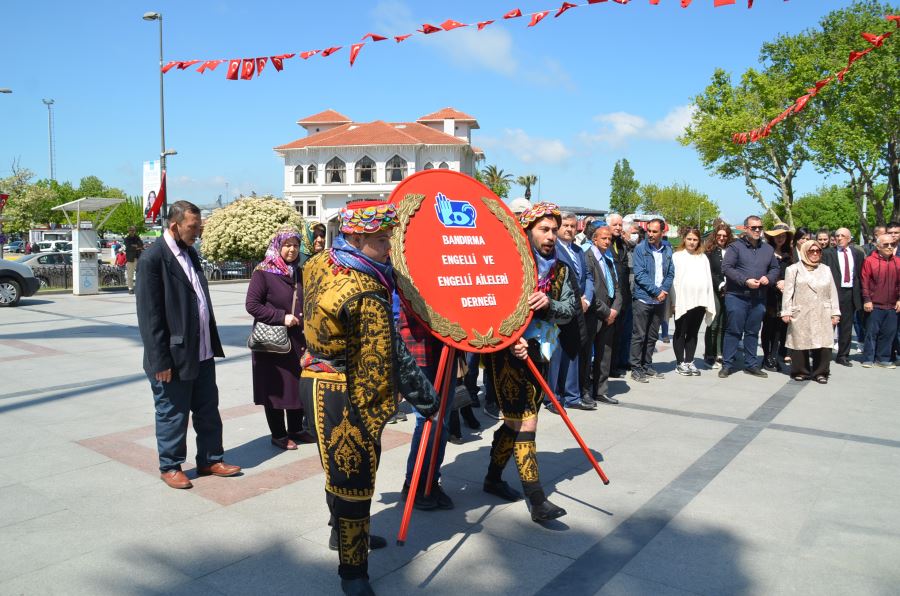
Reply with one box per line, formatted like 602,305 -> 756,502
0,260 -> 41,306
36,240 -> 72,252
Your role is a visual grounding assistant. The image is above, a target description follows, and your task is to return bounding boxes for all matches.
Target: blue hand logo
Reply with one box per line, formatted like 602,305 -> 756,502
434,192 -> 477,228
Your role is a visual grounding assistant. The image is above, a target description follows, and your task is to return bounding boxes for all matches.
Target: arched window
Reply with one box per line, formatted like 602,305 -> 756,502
293,165 -> 304,184
355,156 -> 376,183
325,157 -> 346,184
423,162 -> 434,170
386,155 -> 407,182
438,161 -> 450,170
307,165 -> 317,185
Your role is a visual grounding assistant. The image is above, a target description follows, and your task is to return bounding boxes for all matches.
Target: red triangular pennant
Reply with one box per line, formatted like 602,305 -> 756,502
161,61 -> 180,73
861,31 -> 888,47
504,9 -> 523,19
419,23 -> 441,34
681,0 -> 693,6
793,94 -> 811,113
886,15 -> 900,27
196,60 -> 223,73
361,33 -> 388,42
441,19 -> 467,31
320,46 -> 342,57
395,34 -> 412,43
555,2 -> 578,17
836,66 -> 851,82
240,58 -> 255,80
226,59 -> 241,80
848,47 -> 873,65
713,0 -> 736,6
349,43 -> 364,67
300,50 -> 320,60
271,56 -> 284,71
177,60 -> 200,70
528,11 -> 551,27
477,20 -> 495,30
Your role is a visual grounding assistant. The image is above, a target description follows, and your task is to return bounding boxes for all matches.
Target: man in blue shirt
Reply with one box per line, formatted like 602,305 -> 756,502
629,218 -> 674,383
720,215 -> 780,378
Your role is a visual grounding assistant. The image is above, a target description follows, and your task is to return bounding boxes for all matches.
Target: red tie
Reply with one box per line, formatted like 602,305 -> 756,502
843,249 -> 850,283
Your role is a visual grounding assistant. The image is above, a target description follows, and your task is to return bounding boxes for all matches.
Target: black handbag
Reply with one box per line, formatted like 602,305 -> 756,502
247,281 -> 297,354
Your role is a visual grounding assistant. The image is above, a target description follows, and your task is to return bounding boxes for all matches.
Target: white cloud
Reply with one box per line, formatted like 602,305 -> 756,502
581,104 -> 696,147
480,128 -> 573,164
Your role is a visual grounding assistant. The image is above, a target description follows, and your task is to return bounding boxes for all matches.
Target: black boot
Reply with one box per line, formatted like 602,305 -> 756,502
460,405 -> 481,430
530,499 -> 567,523
341,578 -> 376,596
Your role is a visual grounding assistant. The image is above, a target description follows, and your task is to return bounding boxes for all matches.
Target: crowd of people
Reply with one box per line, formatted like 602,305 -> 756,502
136,198 -> 900,596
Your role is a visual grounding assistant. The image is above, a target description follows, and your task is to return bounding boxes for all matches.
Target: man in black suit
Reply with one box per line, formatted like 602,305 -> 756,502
823,227 -> 864,366
584,225 -> 623,405
136,200 -> 241,489
547,212 -> 595,412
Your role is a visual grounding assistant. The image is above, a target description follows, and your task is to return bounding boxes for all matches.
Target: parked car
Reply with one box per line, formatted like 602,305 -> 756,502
0,260 -> 41,306
221,260 -> 250,279
36,240 -> 72,252
16,252 -> 125,288
3,240 -> 25,253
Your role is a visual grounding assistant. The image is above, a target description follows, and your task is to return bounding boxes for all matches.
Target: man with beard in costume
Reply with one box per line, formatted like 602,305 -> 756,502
483,201 -> 578,522
300,200 -> 439,596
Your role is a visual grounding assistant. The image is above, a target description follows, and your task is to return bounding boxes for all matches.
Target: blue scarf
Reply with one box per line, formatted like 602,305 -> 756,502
330,233 -> 395,293
533,246 -> 557,292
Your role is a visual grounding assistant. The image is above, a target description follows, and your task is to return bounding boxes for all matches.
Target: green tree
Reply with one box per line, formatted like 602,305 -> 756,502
480,164 -> 514,198
790,185 -> 860,233
98,196 -> 147,236
639,182 -> 720,231
516,174 -> 538,201
805,1 -> 900,236
201,197 -> 302,261
609,159 -> 641,215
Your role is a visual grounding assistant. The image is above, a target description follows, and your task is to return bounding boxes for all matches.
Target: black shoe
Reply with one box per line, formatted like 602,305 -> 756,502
530,499 -> 567,523
469,393 -> 481,408
744,367 -> 768,378
341,578 -> 376,596
762,358 -> 778,372
718,367 -> 731,378
645,367 -> 665,379
330,529 -> 387,551
401,482 -> 438,511
483,478 -> 523,502
660,336 -> 671,344
387,410 -> 407,424
128,289 -> 134,295
595,394 -> 619,405
835,358 -> 852,367
569,397 -> 598,411
461,408 -> 482,430
544,402 -> 562,415
430,482 -> 454,510
609,369 -> 625,378
483,402 -> 502,420
631,371 -> 649,383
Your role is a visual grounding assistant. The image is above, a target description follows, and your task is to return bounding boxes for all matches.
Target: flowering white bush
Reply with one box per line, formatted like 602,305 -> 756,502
201,196 -> 303,261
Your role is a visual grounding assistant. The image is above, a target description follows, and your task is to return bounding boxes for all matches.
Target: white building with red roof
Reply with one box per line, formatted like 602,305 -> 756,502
274,108 -> 483,229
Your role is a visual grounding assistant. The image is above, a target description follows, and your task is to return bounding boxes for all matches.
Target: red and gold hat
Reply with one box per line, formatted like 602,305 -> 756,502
339,200 -> 399,234
519,201 -> 561,230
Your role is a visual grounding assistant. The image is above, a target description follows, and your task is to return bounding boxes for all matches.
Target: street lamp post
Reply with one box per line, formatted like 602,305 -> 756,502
143,11 -> 170,226
42,99 -> 56,181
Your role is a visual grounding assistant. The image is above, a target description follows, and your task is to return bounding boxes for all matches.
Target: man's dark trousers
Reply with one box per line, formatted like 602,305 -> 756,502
835,287 -> 856,360
148,358 -> 225,472
864,308 -> 898,364
548,342 -> 580,406
723,293 -> 766,371
630,301 -> 665,373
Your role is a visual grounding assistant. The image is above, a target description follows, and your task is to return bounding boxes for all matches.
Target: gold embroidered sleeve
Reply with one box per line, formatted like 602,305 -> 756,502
341,293 -> 396,423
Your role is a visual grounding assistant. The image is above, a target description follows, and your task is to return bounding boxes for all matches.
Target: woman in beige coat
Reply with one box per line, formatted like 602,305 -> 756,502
781,241 -> 841,383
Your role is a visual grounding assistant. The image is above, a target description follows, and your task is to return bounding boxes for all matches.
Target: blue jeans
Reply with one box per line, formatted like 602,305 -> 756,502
404,360 -> 453,484
547,341 -> 580,406
863,308 -> 898,364
723,294 -> 766,371
148,359 -> 225,472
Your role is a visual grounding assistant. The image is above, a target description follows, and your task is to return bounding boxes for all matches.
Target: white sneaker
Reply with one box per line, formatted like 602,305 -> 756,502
875,362 -> 896,369
687,363 -> 701,376
676,363 -> 692,376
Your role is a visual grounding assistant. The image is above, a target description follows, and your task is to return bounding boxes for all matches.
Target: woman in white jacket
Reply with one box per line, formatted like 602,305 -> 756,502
671,228 -> 718,376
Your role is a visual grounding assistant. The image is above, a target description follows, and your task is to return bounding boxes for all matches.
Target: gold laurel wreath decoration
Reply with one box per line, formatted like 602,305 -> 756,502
469,326 -> 502,349
392,193 -> 467,342
480,196 -> 535,337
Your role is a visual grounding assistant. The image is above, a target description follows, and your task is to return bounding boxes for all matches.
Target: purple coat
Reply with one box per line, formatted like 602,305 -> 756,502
245,269 -> 305,409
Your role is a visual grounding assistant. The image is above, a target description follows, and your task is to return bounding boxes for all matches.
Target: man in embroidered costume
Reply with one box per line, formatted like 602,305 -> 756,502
300,200 -> 438,596
483,201 -> 578,522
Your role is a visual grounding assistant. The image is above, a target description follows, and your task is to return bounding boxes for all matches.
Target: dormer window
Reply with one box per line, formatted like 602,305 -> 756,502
355,156 -> 376,183
326,157 -> 346,184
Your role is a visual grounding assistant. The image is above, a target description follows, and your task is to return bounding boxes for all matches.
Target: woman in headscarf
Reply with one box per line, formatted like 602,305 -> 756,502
245,225 -> 314,449
781,239 -> 841,383
298,221 -> 326,267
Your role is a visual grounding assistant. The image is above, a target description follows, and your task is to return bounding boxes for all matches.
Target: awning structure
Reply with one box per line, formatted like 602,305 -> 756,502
52,197 -> 125,229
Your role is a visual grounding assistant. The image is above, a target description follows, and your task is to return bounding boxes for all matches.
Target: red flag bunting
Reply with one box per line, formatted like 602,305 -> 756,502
650,0 -> 660,4
504,9 -> 522,19
848,47 -> 873,65
349,43 -> 364,67
361,33 -> 388,42
887,15 -> 900,27
177,60 -> 200,70
255,57 -> 267,76
682,0 -> 693,6
792,94 -> 811,113
161,61 -> 180,73
477,20 -> 495,30
300,50 -> 320,59
441,19 -> 467,31
588,0 -> 609,4
748,0 -> 753,7
241,58 -> 255,80
226,59 -> 240,80
555,2 -> 578,17
861,31 -> 890,47
835,66 -> 851,82
395,34 -> 412,43
271,56 -> 284,71
196,60 -> 223,73
321,46 -> 342,57
419,23 -> 441,34
713,0 -> 736,6
528,11 -> 551,27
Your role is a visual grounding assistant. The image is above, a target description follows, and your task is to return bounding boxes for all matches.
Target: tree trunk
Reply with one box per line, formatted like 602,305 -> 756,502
848,174 -> 871,242
888,138 -> 899,222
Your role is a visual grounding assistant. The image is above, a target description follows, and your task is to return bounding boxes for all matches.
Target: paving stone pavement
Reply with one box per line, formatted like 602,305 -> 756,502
1,284 -> 898,595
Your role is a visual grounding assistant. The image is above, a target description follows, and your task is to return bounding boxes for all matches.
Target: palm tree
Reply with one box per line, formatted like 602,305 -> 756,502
516,175 -> 538,201
481,164 -> 514,199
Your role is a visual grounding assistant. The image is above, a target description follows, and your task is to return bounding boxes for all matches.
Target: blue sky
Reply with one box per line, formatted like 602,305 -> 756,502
1,0 -> 858,222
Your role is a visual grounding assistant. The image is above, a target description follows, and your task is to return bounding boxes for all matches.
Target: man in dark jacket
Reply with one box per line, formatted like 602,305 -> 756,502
607,214 -> 632,375
822,228 -> 865,366
584,225 -> 623,404
136,201 -> 240,490
548,212 -> 595,411
720,215 -> 779,378
124,226 -> 143,295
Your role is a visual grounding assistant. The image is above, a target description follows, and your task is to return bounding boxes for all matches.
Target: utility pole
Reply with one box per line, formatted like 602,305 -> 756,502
42,99 -> 56,181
